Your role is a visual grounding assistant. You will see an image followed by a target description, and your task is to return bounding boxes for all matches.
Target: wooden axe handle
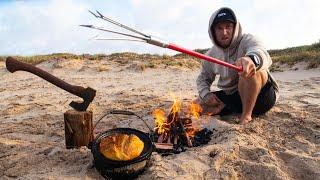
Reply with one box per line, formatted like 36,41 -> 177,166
6,57 -> 85,98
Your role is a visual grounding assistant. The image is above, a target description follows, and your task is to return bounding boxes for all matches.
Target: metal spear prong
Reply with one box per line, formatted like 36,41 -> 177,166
79,24 -> 93,28
95,10 -> 104,18
89,34 -> 100,41
79,24 -> 149,41
90,10 -> 150,38
94,38 -> 146,43
88,10 -> 99,18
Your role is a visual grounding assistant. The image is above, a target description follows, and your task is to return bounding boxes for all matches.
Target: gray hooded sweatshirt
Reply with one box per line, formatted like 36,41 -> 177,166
197,7 -> 279,99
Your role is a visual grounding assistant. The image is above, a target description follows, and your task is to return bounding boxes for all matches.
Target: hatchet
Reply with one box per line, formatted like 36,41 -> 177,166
6,57 -> 96,111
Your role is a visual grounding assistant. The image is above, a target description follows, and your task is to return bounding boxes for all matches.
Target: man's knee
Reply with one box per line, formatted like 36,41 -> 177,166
238,70 -> 268,88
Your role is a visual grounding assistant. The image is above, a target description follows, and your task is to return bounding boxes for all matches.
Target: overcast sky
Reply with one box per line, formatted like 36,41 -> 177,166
1,0 -> 320,55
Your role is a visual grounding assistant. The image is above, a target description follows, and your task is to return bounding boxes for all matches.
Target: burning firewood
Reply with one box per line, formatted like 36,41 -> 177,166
167,134 -> 172,144
178,119 -> 193,147
154,143 -> 174,150
174,135 -> 178,145
157,133 -> 165,143
152,96 -> 213,154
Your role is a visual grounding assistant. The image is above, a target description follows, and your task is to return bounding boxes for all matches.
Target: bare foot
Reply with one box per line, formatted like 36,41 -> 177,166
239,115 -> 252,125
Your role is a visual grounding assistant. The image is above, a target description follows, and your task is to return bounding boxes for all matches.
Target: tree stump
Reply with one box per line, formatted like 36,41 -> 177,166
64,110 -> 93,149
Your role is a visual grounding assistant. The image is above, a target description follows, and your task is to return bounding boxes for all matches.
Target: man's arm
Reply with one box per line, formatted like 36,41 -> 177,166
242,34 -> 272,71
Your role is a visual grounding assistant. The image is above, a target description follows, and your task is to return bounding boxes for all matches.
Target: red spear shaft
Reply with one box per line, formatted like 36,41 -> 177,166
167,43 -> 243,72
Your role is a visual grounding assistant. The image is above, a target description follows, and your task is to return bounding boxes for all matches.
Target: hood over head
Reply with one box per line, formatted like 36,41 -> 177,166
208,7 -> 243,49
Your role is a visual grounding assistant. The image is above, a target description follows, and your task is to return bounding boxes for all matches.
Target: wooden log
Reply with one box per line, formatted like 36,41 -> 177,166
64,110 -> 93,149
181,118 -> 192,124
178,119 -> 193,147
174,135 -> 179,145
154,143 -> 174,150
167,134 -> 172,144
167,107 -> 179,125
157,133 -> 165,143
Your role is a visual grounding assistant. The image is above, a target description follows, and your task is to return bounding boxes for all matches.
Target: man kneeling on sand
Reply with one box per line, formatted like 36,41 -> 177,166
194,7 -> 279,124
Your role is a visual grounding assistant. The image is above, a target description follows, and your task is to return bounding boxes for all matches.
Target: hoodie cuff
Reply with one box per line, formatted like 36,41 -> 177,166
199,89 -> 211,100
246,53 -> 263,71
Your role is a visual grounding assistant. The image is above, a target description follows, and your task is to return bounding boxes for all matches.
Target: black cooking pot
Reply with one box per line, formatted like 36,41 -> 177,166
90,110 -> 154,179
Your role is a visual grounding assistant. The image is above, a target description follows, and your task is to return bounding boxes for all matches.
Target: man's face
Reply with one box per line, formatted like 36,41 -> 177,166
214,21 -> 235,48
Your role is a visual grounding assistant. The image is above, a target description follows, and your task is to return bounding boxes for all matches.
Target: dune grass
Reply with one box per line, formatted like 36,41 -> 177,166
0,53 -> 107,65
1,41 -> 319,70
269,41 -> 320,69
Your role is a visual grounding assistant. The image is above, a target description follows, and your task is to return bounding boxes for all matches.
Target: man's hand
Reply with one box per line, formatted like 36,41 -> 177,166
235,57 -> 256,78
203,93 -> 223,106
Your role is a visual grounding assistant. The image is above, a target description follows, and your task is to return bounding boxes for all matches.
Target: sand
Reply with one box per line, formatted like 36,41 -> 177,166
0,58 -> 319,180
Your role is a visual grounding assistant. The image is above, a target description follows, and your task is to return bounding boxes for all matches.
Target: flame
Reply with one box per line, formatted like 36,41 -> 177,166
185,102 -> 202,137
153,94 -> 203,138
189,102 -> 202,119
168,93 -> 182,122
153,109 -> 168,134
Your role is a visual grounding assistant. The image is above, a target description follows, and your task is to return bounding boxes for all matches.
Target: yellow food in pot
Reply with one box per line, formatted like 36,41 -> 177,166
99,133 -> 144,161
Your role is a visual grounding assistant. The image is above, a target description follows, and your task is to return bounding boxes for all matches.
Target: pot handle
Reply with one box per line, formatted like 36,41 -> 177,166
93,109 -> 153,132
109,110 -> 135,116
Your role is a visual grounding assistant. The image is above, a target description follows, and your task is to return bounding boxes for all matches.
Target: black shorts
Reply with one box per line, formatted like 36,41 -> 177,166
213,76 -> 277,116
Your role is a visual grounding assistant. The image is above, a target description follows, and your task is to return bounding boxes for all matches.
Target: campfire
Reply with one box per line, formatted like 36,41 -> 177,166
151,95 -> 213,154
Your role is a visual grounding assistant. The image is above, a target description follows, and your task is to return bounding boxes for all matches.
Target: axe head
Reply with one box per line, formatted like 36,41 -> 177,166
69,87 -> 96,111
